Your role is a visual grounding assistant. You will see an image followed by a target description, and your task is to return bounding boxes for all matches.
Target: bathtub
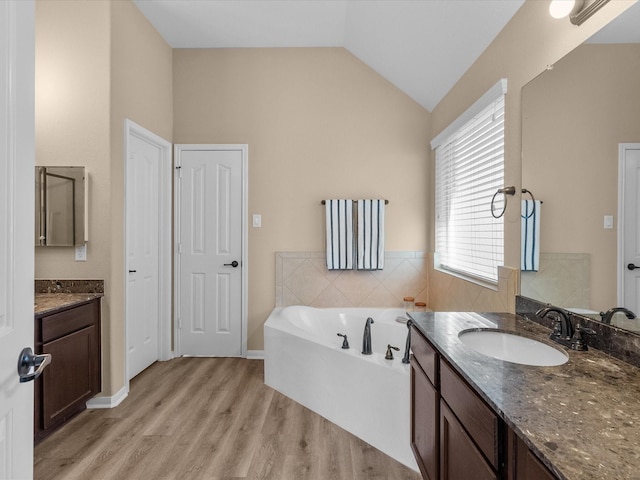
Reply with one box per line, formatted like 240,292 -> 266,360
264,306 -> 418,471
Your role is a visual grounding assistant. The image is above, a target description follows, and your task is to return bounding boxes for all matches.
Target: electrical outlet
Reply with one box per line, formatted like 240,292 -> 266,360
75,244 -> 87,261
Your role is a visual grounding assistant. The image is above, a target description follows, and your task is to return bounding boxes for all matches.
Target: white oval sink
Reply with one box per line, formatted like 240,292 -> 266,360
458,329 -> 568,366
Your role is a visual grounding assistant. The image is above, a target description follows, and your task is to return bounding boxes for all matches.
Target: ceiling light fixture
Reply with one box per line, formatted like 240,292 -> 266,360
549,0 -> 610,25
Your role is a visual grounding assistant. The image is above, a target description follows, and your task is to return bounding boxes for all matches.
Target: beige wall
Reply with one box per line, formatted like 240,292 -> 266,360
173,48 -> 431,349
35,0 -> 172,396
522,43 -> 640,311
426,0 -> 635,311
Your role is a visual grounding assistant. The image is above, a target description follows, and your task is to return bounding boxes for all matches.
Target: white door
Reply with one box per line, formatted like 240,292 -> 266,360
125,121 -> 172,379
620,143 -> 640,314
0,2 -> 36,478
176,145 -> 246,357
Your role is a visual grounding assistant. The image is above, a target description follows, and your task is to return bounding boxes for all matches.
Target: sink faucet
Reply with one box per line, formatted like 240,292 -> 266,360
362,317 -> 374,355
537,307 -> 574,347
599,307 -> 636,325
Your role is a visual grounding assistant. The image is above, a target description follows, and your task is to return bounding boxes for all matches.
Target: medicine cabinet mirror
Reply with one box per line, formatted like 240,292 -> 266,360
35,166 -> 86,247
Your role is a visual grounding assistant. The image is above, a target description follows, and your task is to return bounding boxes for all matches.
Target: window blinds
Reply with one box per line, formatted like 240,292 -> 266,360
434,92 -> 505,284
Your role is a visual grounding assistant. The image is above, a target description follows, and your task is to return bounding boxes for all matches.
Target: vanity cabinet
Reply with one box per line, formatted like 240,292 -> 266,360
411,355 -> 439,480
34,297 -> 101,443
410,325 -> 558,480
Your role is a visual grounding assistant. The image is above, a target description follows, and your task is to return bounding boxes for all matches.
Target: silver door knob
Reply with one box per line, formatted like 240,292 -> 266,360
17,347 -> 51,383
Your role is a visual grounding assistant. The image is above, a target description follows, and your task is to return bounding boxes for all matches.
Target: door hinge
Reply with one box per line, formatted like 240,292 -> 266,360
175,165 -> 182,178
177,242 -> 182,254
178,319 -> 182,330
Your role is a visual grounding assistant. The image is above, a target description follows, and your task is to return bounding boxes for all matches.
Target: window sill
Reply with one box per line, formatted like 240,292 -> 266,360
434,265 -> 499,292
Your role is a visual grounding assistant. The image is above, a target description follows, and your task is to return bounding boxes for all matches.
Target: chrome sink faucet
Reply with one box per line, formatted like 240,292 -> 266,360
362,317 -> 374,355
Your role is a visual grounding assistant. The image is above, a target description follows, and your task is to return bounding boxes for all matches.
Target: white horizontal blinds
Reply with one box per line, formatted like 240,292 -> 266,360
435,92 -> 505,283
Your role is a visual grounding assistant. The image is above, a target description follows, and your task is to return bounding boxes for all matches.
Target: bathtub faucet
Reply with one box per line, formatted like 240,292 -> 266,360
402,319 -> 413,364
362,317 -> 375,355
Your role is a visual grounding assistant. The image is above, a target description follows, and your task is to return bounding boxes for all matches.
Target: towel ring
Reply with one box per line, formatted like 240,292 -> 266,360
490,186 -> 515,219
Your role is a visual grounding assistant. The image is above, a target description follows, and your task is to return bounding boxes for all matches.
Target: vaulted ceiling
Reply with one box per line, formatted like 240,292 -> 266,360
132,0 -> 526,112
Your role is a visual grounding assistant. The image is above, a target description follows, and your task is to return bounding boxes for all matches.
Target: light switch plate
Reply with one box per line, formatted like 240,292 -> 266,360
253,214 -> 262,228
75,244 -> 87,261
604,215 -> 614,229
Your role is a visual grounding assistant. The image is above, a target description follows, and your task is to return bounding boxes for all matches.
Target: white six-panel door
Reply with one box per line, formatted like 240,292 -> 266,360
175,145 -> 246,357
620,143 -> 640,314
0,2 -> 35,478
125,120 -> 172,380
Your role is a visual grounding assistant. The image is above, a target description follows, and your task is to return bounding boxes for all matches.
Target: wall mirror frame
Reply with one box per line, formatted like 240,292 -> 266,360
520,1 -> 640,332
35,166 -> 87,247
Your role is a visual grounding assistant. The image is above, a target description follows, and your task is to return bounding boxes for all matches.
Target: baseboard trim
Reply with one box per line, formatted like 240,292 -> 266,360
86,385 -> 128,409
247,350 -> 264,360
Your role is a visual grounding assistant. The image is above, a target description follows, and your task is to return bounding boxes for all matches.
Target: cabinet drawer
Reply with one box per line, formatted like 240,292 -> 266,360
440,360 -> 499,469
41,302 -> 96,343
411,325 -> 438,386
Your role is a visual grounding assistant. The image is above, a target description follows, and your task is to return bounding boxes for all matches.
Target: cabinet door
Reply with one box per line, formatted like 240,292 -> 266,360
411,357 -> 439,480
41,325 -> 96,429
514,435 -> 558,480
440,401 -> 496,480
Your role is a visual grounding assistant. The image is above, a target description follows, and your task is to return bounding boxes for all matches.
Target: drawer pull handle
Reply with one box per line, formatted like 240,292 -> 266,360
17,347 -> 51,383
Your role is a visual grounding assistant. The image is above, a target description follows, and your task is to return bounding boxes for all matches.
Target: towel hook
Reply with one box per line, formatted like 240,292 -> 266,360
490,186 -> 516,219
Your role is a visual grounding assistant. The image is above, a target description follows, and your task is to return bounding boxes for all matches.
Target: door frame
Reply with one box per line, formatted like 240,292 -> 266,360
617,143 -> 640,305
174,144 -> 248,357
124,119 -> 173,386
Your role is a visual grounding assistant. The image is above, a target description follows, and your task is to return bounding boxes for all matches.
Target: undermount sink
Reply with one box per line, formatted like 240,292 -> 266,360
458,329 -> 569,366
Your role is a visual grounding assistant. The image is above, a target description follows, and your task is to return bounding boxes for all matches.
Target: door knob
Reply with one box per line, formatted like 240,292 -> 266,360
628,263 -> 639,271
17,347 -> 51,383
223,260 -> 239,268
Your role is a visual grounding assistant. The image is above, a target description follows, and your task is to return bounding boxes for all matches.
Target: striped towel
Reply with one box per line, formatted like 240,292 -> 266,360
521,200 -> 540,271
357,199 -> 385,270
325,199 -> 354,270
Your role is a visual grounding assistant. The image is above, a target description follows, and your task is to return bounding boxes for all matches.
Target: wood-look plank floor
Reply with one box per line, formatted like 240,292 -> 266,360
34,358 -> 421,480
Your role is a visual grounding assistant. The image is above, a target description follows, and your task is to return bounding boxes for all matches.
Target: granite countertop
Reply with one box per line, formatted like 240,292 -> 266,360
34,292 -> 103,316
408,311 -> 640,480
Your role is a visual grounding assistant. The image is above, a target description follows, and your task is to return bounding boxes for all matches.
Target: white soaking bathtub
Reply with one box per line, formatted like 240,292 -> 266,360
264,306 -> 418,471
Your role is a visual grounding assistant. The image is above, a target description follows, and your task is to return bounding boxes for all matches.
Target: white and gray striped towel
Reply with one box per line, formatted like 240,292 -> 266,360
521,199 -> 540,271
325,199 -> 354,270
357,199 -> 385,270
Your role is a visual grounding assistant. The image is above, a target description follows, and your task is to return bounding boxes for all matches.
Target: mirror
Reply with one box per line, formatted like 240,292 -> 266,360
521,3 -> 640,330
35,166 -> 86,247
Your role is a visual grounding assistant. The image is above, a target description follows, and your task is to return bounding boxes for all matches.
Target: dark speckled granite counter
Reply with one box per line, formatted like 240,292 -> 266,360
34,293 -> 104,316
408,311 -> 640,480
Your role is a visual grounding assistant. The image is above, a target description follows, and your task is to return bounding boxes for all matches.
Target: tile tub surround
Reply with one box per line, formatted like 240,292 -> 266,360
275,251 -> 428,308
409,310 -> 640,480
517,295 -> 640,368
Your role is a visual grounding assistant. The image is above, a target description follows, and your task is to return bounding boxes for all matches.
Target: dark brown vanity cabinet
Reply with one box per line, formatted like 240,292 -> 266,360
410,325 -> 558,480
34,298 -> 101,443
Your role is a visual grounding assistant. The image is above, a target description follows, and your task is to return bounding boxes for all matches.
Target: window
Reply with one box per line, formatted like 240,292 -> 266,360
432,80 -> 507,284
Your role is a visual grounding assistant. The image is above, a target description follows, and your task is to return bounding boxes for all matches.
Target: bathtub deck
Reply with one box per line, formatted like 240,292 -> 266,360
34,357 -> 421,480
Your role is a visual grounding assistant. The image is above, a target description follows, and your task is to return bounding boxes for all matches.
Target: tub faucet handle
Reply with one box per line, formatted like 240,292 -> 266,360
337,333 -> 349,349
385,344 -> 400,360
